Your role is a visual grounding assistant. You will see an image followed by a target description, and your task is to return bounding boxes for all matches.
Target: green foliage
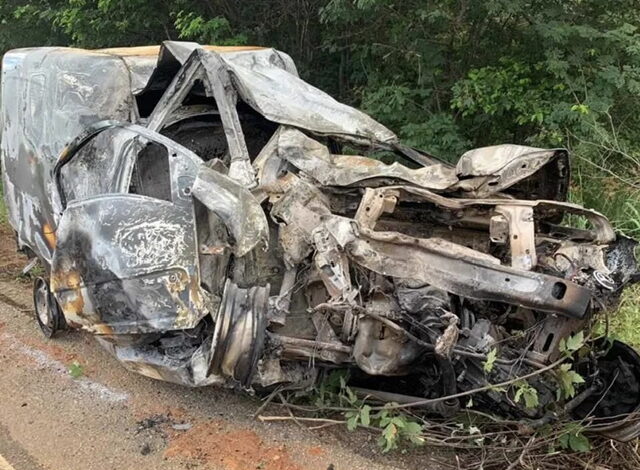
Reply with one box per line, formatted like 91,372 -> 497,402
340,386 -> 424,452
559,331 -> 585,358
513,381 -> 540,409
555,363 -> 585,400
173,11 -> 247,45
68,361 -> 84,379
558,423 -> 591,453
0,181 -> 8,228
311,369 -> 348,408
344,404 -> 371,431
483,347 -> 498,374
374,406 -> 425,453
312,371 -> 424,453
597,284 -> 640,349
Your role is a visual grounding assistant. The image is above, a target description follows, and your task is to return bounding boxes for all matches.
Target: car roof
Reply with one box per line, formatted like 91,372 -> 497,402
95,44 -> 266,57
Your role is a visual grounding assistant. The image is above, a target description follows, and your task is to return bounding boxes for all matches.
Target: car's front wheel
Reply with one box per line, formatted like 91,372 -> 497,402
33,277 -> 66,338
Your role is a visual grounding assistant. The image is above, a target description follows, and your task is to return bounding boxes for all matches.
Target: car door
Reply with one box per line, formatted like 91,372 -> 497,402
50,123 -> 210,335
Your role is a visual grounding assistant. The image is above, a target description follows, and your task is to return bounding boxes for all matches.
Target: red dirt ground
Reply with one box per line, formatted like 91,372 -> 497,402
165,420 -> 304,470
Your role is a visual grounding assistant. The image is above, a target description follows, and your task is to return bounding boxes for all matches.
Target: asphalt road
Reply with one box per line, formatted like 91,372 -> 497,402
0,275 -> 444,470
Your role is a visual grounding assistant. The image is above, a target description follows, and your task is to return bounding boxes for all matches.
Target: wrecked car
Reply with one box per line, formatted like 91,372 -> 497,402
2,41 -> 640,440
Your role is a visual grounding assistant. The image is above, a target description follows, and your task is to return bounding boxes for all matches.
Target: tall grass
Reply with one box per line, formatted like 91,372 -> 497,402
602,284 -> 640,349
568,138 -> 640,347
569,164 -> 640,239
0,180 -> 8,228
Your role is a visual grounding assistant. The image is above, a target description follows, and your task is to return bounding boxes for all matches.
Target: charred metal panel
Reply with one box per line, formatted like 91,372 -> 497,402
2,41 -> 640,441
0,49 -> 134,263
273,127 -> 457,189
191,165 -> 269,256
50,194 -> 207,334
321,215 -> 591,318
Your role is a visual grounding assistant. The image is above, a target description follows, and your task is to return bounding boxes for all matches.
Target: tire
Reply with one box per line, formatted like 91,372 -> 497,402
33,277 -> 67,338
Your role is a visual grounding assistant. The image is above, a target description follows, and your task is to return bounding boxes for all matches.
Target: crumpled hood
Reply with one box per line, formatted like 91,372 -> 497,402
141,41 -> 397,144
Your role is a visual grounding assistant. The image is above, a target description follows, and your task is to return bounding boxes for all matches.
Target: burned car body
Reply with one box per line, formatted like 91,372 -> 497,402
2,42 -> 640,438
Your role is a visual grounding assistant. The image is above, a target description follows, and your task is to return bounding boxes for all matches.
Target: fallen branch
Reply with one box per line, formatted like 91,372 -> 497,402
257,415 -> 345,425
368,356 -> 567,411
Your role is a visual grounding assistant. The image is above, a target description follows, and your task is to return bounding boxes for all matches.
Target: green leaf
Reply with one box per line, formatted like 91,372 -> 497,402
558,433 -> 570,450
345,386 -> 358,405
568,432 -> 591,452
403,421 -> 423,435
514,382 -> 539,409
382,423 -> 398,452
483,348 -> 498,373
402,422 -> 425,446
68,361 -> 84,379
559,338 -> 567,353
379,414 -> 392,427
571,103 -> 590,115
339,376 -> 347,390
523,389 -> 539,409
563,331 -> 585,354
360,405 -> 371,427
390,417 -> 407,429
346,413 -> 359,431
556,364 -> 585,399
559,424 -> 591,453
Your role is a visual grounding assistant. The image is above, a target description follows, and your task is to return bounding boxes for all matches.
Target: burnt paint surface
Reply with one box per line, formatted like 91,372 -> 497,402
51,195 -> 205,334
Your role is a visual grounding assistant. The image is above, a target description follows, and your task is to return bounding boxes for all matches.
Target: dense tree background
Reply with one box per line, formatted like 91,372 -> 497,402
1,0 -> 639,235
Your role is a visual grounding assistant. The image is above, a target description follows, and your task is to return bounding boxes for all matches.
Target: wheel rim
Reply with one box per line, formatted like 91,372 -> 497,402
34,278 -> 53,328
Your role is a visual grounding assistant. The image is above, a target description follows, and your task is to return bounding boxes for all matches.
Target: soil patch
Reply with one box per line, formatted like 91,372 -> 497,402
0,225 -> 28,280
165,420 -> 304,470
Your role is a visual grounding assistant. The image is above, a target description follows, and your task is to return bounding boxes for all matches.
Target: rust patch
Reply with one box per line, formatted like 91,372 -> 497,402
189,273 -> 203,307
61,294 -> 85,317
52,270 -> 86,318
43,222 -> 57,250
165,270 -> 189,296
50,268 -> 81,292
165,420 -> 304,470
334,154 -> 381,168
89,323 -> 114,335
64,271 -> 82,289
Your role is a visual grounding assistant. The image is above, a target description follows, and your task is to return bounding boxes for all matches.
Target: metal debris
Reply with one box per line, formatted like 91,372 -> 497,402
2,41 -> 640,440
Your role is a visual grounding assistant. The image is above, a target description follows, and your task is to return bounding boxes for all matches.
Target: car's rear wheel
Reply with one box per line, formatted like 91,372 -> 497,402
33,277 -> 66,338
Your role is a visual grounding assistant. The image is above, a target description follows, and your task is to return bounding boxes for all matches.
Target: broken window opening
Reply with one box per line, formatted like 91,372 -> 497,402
135,88 -> 166,118
235,101 -> 278,160
181,79 -> 212,107
128,141 -> 172,202
329,140 -> 420,168
162,116 -> 228,164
